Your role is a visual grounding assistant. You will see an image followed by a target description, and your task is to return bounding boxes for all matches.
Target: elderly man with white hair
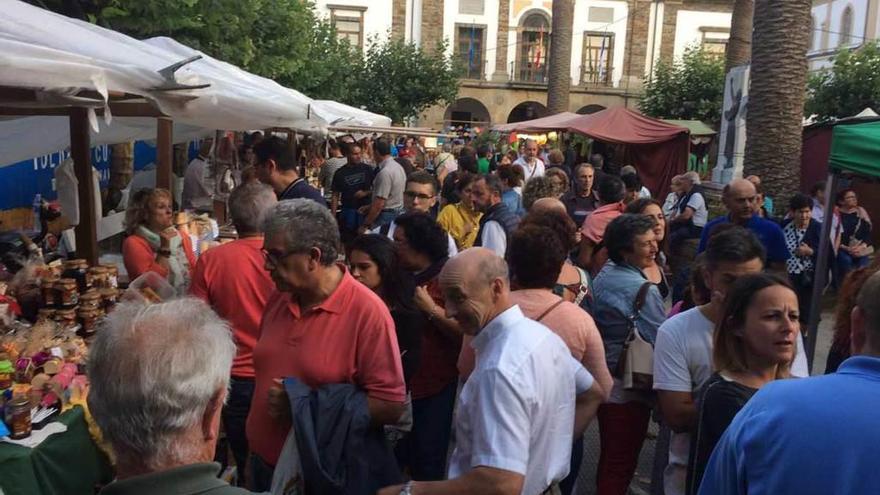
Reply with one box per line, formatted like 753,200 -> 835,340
88,299 -> 260,495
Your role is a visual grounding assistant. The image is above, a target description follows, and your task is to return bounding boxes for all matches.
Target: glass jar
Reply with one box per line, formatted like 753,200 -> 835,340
86,266 -> 108,289
100,264 -> 119,289
55,279 -> 79,308
62,259 -> 89,292
100,288 -> 119,312
77,307 -> 101,337
41,274 -> 60,308
0,360 -> 13,390
5,396 -> 31,440
54,308 -> 77,329
79,290 -> 102,310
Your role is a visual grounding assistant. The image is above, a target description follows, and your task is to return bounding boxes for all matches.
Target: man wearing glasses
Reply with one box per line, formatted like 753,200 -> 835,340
697,178 -> 790,272
246,199 -> 406,492
373,171 -> 458,256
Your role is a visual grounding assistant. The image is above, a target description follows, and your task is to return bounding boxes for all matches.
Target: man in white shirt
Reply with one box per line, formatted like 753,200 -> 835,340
182,139 -> 214,212
513,139 -> 545,181
379,248 -> 604,495
653,226 -> 810,495
374,171 -> 458,256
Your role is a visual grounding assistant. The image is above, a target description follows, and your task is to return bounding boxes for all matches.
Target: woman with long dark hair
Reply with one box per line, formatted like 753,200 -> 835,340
686,273 -> 798,494
349,234 -> 422,384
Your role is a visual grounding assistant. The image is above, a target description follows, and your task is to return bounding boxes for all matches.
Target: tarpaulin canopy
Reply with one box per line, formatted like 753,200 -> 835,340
829,120 -> 880,178
662,120 -> 716,137
491,112 -> 580,133
312,100 -> 392,129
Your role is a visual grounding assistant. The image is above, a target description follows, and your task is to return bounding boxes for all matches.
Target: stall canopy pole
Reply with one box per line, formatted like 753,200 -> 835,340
156,117 -> 173,192
806,171 -> 839,371
69,107 -> 99,265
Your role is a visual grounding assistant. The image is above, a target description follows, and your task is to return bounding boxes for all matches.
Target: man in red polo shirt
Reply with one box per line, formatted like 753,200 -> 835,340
190,183 -> 277,483
246,198 -> 406,492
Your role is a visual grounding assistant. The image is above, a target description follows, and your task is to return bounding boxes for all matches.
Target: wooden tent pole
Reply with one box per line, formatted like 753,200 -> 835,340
69,107 -> 99,265
156,117 -> 173,192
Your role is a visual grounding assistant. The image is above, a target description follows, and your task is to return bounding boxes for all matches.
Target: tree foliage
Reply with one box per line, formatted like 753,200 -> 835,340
28,0 -> 459,123
806,42 -> 880,122
639,46 -> 726,126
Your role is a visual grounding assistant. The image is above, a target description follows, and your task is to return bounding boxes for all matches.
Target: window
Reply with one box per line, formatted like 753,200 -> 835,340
582,32 -> 614,85
456,25 -> 486,80
840,5 -> 854,46
459,0 -> 484,15
328,5 -> 366,51
700,28 -> 729,58
516,12 -> 550,83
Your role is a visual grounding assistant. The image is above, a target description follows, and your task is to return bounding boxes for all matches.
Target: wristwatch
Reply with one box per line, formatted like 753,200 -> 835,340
399,481 -> 414,495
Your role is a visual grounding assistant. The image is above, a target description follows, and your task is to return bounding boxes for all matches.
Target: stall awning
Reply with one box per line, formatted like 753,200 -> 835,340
491,112 -> 580,133
662,120 -> 716,137
829,120 -> 880,178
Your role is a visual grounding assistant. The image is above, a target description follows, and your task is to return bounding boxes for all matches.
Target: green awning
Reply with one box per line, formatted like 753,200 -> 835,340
662,120 -> 716,136
829,120 -> 880,178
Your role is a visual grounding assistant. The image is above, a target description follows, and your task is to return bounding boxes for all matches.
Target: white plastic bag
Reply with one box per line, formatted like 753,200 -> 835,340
271,425 -> 305,495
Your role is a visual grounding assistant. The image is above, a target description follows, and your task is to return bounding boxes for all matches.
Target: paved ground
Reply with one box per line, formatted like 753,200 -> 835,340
571,304 -> 837,495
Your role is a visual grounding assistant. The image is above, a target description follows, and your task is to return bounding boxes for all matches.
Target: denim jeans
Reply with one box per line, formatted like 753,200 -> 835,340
835,250 -> 870,287
339,207 -> 364,232
376,208 -> 402,229
222,377 -> 254,485
396,381 -> 457,481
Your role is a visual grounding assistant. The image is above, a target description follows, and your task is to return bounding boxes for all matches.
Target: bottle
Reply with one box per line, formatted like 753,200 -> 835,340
32,193 -> 42,230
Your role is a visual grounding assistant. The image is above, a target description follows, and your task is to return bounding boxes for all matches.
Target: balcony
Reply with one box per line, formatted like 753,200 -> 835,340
509,61 -> 547,84
580,65 -> 615,87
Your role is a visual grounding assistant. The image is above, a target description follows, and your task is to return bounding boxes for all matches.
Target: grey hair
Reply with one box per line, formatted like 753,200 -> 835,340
441,142 -> 453,153
228,182 -> 277,234
682,171 -> 701,185
86,299 -> 235,471
574,162 -> 594,175
262,199 -> 340,265
621,165 -> 637,176
476,252 -> 509,286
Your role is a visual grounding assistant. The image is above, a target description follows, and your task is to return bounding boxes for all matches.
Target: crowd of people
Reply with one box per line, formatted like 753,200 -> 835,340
90,133 -> 880,495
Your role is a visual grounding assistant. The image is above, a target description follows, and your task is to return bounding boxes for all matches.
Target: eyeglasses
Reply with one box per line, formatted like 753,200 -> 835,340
262,248 -> 300,267
404,191 -> 435,200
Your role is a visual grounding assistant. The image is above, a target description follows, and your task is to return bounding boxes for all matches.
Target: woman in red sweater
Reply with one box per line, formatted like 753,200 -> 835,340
122,188 -> 196,294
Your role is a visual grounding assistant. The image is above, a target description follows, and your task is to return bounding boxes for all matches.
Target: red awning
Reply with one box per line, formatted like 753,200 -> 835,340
492,112 -> 580,133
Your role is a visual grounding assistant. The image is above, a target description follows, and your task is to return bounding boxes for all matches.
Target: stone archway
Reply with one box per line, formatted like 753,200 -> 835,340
507,101 -> 548,123
443,97 -> 492,127
576,104 -> 606,115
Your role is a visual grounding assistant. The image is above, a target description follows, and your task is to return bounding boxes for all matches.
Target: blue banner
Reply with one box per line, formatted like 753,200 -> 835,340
0,141 -> 169,210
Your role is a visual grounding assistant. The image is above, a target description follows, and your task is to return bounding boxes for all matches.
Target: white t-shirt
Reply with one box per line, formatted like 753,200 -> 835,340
513,157 -> 546,181
448,305 -> 594,494
372,220 -> 459,257
480,220 -> 507,258
685,192 -> 709,227
653,306 -> 809,495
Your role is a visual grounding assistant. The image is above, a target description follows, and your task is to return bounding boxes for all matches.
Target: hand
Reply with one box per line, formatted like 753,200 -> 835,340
462,222 -> 473,235
574,229 -> 583,245
357,224 -> 371,235
413,285 -> 437,315
377,484 -> 405,495
267,378 -> 290,422
354,190 -> 370,199
796,243 -> 813,257
159,227 -> 177,248
358,205 -> 370,215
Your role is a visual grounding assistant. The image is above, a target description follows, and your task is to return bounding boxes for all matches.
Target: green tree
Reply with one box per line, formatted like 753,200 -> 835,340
639,45 -> 726,126
806,42 -> 880,122
354,37 -> 459,124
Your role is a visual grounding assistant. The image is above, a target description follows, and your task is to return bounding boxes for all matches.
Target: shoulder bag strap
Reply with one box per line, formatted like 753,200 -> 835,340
630,282 -> 654,321
536,298 -> 566,322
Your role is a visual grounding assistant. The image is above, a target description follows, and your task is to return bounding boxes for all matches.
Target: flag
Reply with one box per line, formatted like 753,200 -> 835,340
597,35 -> 607,81
468,24 -> 475,72
534,25 -> 544,68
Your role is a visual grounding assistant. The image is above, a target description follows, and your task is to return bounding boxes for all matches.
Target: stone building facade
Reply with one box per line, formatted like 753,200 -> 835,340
313,0 -> 735,127
809,0 -> 878,72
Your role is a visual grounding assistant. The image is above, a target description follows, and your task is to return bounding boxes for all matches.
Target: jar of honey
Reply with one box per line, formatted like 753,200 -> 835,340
54,308 -> 77,329
86,266 -> 108,289
41,274 -> 60,308
55,279 -> 79,308
77,307 -> 101,337
100,264 -> 119,289
62,259 -> 89,292
79,290 -> 102,310
100,288 -> 119,312
5,396 -> 31,440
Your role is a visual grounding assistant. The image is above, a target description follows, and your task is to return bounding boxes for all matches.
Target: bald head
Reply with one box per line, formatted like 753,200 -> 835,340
531,197 -> 567,215
439,248 -> 510,335
723,179 -> 759,223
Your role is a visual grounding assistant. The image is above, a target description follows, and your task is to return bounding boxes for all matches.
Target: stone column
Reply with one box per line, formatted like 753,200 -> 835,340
658,0 -> 683,64
491,0 -> 511,81
621,0 -> 652,90
392,0 -> 407,40
420,0 -> 446,52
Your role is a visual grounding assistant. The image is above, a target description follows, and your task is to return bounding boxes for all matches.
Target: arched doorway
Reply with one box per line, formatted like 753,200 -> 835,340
516,10 -> 551,82
444,98 -> 492,128
507,101 -> 548,123
576,104 -> 606,115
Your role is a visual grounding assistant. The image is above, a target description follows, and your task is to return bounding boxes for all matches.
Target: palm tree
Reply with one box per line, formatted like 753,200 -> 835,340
725,0 -> 754,72
546,0 -> 574,114
743,0 -> 811,207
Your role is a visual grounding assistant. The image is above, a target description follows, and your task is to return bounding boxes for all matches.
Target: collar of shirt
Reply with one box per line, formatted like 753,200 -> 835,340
100,463 -> 228,495
284,263 -> 351,319
279,177 -> 304,198
471,305 -> 525,352
837,355 -> 880,378
379,157 -> 396,170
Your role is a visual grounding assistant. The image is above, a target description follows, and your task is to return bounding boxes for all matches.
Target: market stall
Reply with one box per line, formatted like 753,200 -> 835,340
807,120 -> 880,369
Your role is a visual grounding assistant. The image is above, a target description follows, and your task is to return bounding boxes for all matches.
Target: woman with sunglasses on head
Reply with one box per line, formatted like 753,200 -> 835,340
685,273 -> 798,495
